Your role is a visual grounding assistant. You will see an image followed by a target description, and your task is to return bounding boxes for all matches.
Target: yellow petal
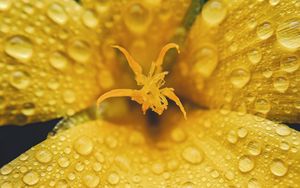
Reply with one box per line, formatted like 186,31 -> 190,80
81,0 -> 191,72
172,0 -> 300,123
0,0 -> 113,125
1,110 -> 299,187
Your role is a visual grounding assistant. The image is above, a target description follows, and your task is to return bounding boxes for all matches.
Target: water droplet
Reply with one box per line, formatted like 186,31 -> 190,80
49,52 -> 69,70
151,163 -> 165,175
56,179 -> 68,188
124,3 -> 151,34
273,76 -> 289,93
58,157 -> 70,168
181,181 -> 195,188
47,3 -> 68,25
63,90 -> 76,104
68,40 -> 91,63
275,125 -> 291,136
182,146 -> 203,164
5,35 -> 33,60
0,0 -> 11,11
230,68 -> 251,89
23,171 -> 39,185
0,164 -> 12,175
202,0 -> 227,25
254,98 -> 271,114
276,18 -> 300,49
270,159 -> 288,176
247,49 -> 262,64
171,128 -> 187,143
238,156 -> 254,173
237,127 -> 248,138
227,130 -> 238,144
193,45 -> 218,78
210,170 -> 220,178
224,171 -> 235,180
1,181 -> 13,188
35,149 -> 52,163
248,178 -> 261,188
256,22 -> 274,40
280,141 -> 290,151
247,141 -> 262,156
74,136 -> 94,155
107,172 -> 120,185
21,102 -> 36,116
93,162 -> 102,172
280,55 -> 299,73
9,71 -> 31,89
83,173 -> 100,188
82,9 -> 98,28
114,155 -> 130,171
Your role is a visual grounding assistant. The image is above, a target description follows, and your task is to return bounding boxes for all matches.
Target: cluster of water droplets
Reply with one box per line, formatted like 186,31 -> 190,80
0,0 -> 114,125
0,111 -> 299,187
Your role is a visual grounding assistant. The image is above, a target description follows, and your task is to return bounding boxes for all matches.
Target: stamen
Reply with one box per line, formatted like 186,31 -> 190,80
97,43 -> 187,119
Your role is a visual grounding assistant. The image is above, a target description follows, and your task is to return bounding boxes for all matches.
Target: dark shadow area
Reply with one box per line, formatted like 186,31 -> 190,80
0,119 -> 60,167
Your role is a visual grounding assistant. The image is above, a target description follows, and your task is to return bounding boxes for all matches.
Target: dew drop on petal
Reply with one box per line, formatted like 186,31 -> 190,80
230,68 -> 250,89
35,149 -> 53,163
0,0 -> 11,11
5,35 -> 33,61
23,171 -> 39,186
276,18 -> 300,49
182,146 -> 203,164
247,141 -> 262,156
248,178 -> 261,188
47,3 -> 68,25
280,55 -> 299,73
275,125 -> 291,136
270,159 -> 288,176
74,136 -> 94,155
202,0 -> 227,25
83,173 -> 100,188
82,10 -> 98,28
107,172 -> 120,185
254,98 -> 271,114
238,155 -> 254,173
247,49 -> 262,65
49,52 -> 69,70
256,22 -> 274,40
273,76 -> 289,93
68,40 -> 91,63
9,71 -> 31,90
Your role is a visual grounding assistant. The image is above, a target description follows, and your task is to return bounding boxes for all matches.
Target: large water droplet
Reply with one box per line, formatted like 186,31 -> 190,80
248,178 -> 261,188
181,181 -> 195,188
47,3 -> 68,25
63,90 -> 76,104
55,179 -> 69,188
202,0 -> 227,25
193,45 -> 218,78
9,71 -> 31,90
49,52 -> 69,70
124,3 -> 151,34
270,159 -> 288,176
254,98 -> 271,114
0,164 -> 12,175
58,157 -> 70,168
227,130 -> 238,144
5,35 -> 33,60
0,0 -> 11,11
82,9 -> 98,28
275,125 -> 291,136
280,55 -> 299,73
74,136 -> 94,155
256,22 -> 274,40
68,40 -> 91,63
273,76 -> 289,93
276,18 -> 300,49
21,102 -> 36,116
247,49 -> 262,65
230,68 -> 251,89
182,146 -> 203,164
83,173 -> 100,188
107,172 -> 120,185
23,171 -> 39,185
238,156 -> 254,173
35,149 -> 53,163
247,141 -> 261,156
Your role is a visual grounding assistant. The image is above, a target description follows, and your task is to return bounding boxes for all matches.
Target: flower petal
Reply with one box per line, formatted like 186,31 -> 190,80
81,0 -> 191,71
1,109 -> 299,187
0,0 -> 113,125
172,0 -> 300,123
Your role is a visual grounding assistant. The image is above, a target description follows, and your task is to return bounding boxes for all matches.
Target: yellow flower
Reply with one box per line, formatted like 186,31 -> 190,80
0,0 -> 300,187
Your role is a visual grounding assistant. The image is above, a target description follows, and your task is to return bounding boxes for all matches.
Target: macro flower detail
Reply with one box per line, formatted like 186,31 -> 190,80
97,44 -> 187,119
0,0 -> 300,187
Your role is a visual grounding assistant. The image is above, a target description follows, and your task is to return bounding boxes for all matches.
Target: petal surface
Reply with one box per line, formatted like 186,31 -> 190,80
0,0 -> 112,125
81,0 -> 191,73
171,0 -> 300,123
1,109 -> 299,187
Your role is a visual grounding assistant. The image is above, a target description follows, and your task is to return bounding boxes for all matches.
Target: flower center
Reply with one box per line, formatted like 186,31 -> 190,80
97,43 -> 187,119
